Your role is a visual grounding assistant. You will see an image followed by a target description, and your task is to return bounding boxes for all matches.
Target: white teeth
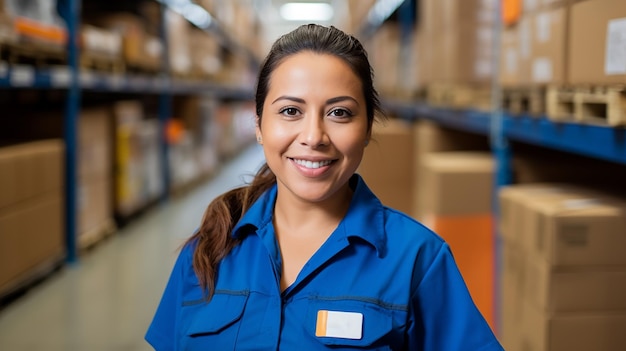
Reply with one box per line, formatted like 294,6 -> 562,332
293,159 -> 332,169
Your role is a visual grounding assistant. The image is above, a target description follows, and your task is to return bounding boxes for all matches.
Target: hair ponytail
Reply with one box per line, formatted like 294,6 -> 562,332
186,163 -> 276,297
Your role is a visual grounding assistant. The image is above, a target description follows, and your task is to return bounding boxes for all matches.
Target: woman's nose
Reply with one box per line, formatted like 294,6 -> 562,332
300,115 -> 329,148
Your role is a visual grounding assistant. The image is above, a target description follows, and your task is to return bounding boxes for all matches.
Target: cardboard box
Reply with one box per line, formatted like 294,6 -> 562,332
498,183 -> 582,245
435,0 -> 495,31
429,16 -> 494,84
525,258 -> 626,313
190,28 -> 221,78
78,176 -> 112,237
417,151 -> 495,328
519,299 -> 626,351
0,140 -> 64,211
358,118 -> 414,215
419,152 -> 494,217
523,194 -> 626,266
412,121 -> 489,220
500,25 -> 524,87
79,108 -> 112,181
0,193 -> 64,294
529,7 -> 568,84
569,0 -> 626,84
500,241 -> 525,351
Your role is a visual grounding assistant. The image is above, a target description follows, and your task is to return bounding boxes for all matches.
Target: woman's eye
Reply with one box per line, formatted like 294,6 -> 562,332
280,107 -> 299,116
329,109 -> 351,118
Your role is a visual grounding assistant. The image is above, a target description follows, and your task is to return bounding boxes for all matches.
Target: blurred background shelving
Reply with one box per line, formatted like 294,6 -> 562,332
1,0 -> 626,350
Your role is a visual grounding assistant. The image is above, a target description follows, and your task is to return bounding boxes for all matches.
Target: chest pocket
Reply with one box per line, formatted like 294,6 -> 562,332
181,291 -> 249,351
305,297 -> 400,350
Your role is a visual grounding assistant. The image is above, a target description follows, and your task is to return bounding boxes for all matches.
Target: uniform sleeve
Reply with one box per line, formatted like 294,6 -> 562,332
145,245 -> 192,351
407,242 -> 504,351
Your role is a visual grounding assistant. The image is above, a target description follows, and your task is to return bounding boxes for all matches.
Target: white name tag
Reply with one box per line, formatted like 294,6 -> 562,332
315,310 -> 363,340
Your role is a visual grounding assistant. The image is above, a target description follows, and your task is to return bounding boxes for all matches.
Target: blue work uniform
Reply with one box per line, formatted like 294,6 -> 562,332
146,174 -> 504,350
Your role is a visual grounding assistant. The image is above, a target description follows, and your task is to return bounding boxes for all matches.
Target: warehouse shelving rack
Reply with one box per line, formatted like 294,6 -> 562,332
367,0 -> 626,335
0,0 -> 255,264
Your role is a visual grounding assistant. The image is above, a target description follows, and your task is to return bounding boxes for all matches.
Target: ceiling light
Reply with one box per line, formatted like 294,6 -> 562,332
280,2 -> 334,22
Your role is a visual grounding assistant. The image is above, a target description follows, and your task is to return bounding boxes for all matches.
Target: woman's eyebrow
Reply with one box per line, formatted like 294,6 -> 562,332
326,96 -> 358,105
272,96 -> 305,104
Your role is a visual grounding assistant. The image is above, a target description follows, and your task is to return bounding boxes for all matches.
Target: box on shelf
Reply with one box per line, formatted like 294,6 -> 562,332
417,151 -> 495,328
368,23 -> 401,96
529,6 -> 568,84
412,120 -> 489,220
518,299 -> 626,351
80,25 -> 123,60
358,118 -> 415,215
525,256 -> 626,313
166,9 -> 192,77
95,13 -> 162,72
499,182 -> 626,351
190,28 -> 221,79
0,140 -> 64,211
522,194 -> 626,267
113,101 -> 164,217
0,140 -> 65,297
569,0 -> 626,84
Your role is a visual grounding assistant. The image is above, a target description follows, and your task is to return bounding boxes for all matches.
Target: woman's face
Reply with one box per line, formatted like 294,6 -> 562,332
257,51 -> 370,205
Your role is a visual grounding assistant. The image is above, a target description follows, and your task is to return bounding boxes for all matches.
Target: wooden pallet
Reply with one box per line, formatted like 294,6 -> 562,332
547,85 -> 626,126
80,52 -> 125,74
0,39 -> 66,67
78,218 -> 117,252
502,86 -> 546,116
426,84 -> 492,111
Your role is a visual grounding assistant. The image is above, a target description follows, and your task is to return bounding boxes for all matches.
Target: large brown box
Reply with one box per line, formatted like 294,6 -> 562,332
525,257 -> 626,313
358,118 -> 414,215
498,183 -> 584,245
519,299 -> 626,351
0,140 -> 65,296
569,0 -> 626,84
412,121 -> 488,220
499,241 -> 525,351
418,152 -> 494,217
522,194 -> 626,267
0,193 -> 64,294
529,7 -> 569,84
0,140 -> 64,211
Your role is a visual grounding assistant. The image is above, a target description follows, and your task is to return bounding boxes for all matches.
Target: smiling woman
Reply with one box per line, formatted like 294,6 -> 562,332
145,24 -> 504,351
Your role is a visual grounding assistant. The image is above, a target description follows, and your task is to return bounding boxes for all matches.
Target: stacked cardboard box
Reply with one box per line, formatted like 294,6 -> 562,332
0,140 -> 65,297
113,101 -> 163,217
358,118 -> 415,215
0,108 -> 115,245
76,108 -> 114,246
419,0 -> 495,85
498,184 -> 626,351
417,151 -> 496,329
569,0 -> 626,84
94,13 -> 163,72
500,0 -> 572,86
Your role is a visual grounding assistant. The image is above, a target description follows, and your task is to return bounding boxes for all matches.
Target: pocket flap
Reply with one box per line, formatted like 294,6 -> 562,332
185,292 -> 249,336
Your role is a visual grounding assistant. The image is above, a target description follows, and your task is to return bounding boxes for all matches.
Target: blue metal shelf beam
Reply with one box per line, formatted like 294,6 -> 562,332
385,101 -> 626,166
0,67 -> 253,97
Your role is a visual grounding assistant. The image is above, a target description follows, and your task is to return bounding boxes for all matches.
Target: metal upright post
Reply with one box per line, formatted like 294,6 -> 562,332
159,2 -> 172,200
57,0 -> 81,263
489,0 -> 510,336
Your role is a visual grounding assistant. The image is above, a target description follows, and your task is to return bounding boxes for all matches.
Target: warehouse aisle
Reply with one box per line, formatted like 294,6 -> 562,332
0,144 -> 265,351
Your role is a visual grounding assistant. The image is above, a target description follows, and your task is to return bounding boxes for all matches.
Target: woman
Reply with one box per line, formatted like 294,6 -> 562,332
146,24 -> 503,350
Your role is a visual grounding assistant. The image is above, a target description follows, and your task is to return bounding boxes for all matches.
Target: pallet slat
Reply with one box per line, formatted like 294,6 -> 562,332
547,85 -> 626,126
426,84 -> 492,111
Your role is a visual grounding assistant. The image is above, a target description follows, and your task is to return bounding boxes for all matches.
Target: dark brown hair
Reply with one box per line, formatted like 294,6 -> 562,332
187,24 -> 384,297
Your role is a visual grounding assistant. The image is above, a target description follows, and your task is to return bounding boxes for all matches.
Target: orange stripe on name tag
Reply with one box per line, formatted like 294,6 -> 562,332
315,310 -> 328,337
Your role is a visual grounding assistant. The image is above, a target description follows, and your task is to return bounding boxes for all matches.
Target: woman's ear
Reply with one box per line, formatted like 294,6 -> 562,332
255,116 -> 262,144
